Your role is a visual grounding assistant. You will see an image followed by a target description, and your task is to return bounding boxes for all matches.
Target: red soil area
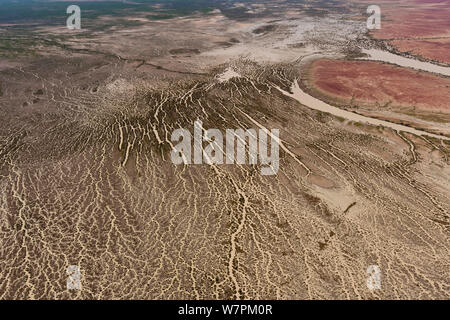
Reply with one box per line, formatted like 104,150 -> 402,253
392,39 -> 450,64
352,0 -> 450,63
309,59 -> 450,113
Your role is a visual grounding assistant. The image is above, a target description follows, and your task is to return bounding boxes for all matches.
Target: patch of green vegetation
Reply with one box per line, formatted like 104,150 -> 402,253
147,4 -> 214,20
402,111 -> 450,124
147,14 -> 178,20
199,7 -> 215,14
0,0 -> 218,25
0,0 -> 224,56
0,26 -> 77,58
0,36 -> 39,58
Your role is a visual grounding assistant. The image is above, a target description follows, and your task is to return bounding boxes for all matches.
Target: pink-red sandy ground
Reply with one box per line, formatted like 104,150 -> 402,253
353,0 -> 450,63
309,59 -> 450,114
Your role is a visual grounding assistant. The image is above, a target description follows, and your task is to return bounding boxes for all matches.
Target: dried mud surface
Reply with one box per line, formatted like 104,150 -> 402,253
0,0 -> 449,300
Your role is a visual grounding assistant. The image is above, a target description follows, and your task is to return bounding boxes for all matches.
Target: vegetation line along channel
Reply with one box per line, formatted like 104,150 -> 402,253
278,80 -> 450,141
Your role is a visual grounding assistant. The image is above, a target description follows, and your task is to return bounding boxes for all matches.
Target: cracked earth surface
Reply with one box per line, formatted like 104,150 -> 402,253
0,0 -> 449,300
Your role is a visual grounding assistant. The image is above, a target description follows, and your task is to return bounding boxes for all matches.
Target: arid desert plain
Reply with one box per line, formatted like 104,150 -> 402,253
0,0 -> 449,299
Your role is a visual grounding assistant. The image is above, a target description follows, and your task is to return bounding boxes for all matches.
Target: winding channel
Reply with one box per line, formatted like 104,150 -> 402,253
361,49 -> 450,77
278,50 -> 450,141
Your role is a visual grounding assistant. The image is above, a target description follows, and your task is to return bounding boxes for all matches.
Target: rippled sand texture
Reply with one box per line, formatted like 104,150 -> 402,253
1,63 -> 448,299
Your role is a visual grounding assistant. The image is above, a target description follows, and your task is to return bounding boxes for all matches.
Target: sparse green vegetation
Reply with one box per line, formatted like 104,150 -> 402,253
0,0 -> 219,25
0,36 -> 38,58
